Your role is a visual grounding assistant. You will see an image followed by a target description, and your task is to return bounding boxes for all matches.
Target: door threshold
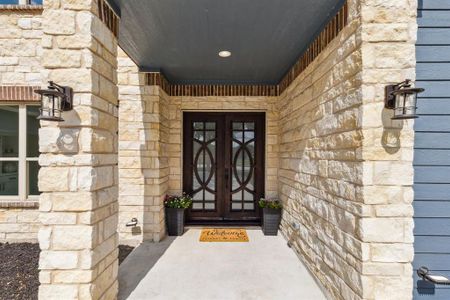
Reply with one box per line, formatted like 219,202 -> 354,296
186,225 -> 262,230
186,220 -> 261,227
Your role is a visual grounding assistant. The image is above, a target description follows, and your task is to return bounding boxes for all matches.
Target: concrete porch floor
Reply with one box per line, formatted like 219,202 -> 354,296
118,228 -> 326,300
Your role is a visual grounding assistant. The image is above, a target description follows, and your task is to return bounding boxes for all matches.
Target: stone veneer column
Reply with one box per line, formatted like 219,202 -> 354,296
118,50 -> 168,243
38,1 -> 119,299
359,0 -> 417,299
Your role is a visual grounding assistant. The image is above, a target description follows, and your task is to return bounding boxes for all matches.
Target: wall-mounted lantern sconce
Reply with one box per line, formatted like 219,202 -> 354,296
34,81 -> 73,122
385,79 -> 424,120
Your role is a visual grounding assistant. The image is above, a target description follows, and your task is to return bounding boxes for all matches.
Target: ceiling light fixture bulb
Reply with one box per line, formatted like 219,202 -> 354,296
218,50 -> 231,58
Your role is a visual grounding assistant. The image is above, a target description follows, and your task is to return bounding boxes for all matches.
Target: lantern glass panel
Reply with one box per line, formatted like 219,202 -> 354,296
39,92 -> 63,121
393,91 -> 418,119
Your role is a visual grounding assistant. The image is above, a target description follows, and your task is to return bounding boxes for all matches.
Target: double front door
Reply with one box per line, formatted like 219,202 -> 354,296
183,112 -> 265,222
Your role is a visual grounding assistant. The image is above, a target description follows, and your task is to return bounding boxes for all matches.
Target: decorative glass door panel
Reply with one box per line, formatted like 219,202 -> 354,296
183,112 -> 265,222
192,122 -> 217,211
230,122 -> 256,211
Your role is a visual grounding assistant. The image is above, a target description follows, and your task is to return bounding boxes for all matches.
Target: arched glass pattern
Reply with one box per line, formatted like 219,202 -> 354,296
191,122 -> 216,211
231,122 -> 256,211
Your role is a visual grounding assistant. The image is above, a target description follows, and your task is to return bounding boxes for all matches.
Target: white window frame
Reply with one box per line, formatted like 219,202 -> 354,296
0,103 -> 40,201
18,0 -> 41,5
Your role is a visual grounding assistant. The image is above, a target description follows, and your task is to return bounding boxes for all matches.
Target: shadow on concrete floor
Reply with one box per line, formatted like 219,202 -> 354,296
118,236 -> 176,300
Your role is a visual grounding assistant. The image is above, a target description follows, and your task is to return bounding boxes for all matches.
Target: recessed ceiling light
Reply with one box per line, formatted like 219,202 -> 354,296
218,50 -> 231,58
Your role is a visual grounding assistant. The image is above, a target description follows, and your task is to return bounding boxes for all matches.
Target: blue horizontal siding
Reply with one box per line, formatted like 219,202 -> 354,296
417,10 -> 450,27
415,132 -> 450,149
415,218 -> 450,236
414,150 -> 450,165
416,81 -> 450,97
417,46 -> 450,62
417,63 -> 450,80
417,28 -> 450,45
415,116 -> 450,132
415,254 -> 450,270
415,202 -> 450,217
413,289 -> 450,300
417,99 -> 450,115
415,184 -> 450,201
418,0 -> 450,9
414,4 -> 450,299
415,166 -> 450,183
415,236 -> 450,252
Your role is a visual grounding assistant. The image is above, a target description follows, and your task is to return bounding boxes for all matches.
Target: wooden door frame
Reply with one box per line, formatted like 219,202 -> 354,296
182,111 -> 266,224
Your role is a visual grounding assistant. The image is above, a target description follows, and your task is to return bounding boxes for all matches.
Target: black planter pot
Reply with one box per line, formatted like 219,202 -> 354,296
165,207 -> 186,236
262,207 -> 282,236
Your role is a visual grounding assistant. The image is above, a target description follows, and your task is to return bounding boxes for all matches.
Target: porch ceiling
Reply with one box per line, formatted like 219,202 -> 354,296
109,0 -> 344,85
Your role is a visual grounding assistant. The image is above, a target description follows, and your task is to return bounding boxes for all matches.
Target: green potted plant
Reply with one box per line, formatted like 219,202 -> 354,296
259,198 -> 282,236
164,193 -> 193,236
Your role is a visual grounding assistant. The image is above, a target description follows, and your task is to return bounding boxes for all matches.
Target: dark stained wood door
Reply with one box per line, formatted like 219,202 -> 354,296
183,112 -> 265,223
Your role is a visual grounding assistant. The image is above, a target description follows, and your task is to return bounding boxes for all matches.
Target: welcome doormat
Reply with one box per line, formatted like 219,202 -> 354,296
199,228 -> 249,242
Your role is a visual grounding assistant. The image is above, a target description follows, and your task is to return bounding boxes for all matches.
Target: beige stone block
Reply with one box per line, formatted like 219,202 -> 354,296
38,227 -> 52,250
55,33 -> 93,50
62,0 -> 95,11
363,186 -> 404,204
76,166 -> 114,191
79,128 -> 114,153
53,270 -> 94,284
375,204 -> 413,217
42,49 -> 82,68
358,218 -> 409,243
39,251 -> 78,270
40,212 -> 77,225
97,186 -> 118,208
17,211 -> 39,223
0,57 -> 19,66
52,192 -> 95,211
0,211 -> 17,223
52,226 -> 95,250
371,243 -> 414,263
372,162 -> 413,185
43,10 -> 76,35
39,127 -> 80,154
38,167 -> 70,192
370,275 -> 413,300
103,215 -> 118,240
38,285 -> 78,300
39,271 -> 51,284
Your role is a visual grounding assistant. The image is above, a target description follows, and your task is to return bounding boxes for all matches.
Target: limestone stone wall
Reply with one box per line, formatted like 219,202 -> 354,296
0,6 -> 42,85
168,96 -> 279,198
0,204 -> 39,242
278,0 -> 416,299
118,49 -> 169,245
0,6 -> 43,242
38,1 -> 119,299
